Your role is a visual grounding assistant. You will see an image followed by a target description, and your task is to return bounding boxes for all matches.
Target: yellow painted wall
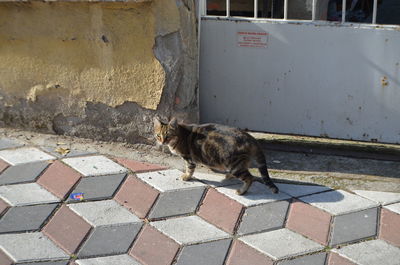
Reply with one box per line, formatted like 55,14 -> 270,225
0,0 -> 181,112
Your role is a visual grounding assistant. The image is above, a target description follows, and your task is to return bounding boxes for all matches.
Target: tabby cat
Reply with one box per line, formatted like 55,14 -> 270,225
153,117 -> 279,195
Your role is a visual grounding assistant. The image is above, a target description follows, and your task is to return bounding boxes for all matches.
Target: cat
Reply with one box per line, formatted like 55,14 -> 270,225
153,117 -> 279,195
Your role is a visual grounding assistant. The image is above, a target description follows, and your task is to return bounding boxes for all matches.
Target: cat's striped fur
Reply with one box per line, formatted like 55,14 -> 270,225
154,117 -> 279,195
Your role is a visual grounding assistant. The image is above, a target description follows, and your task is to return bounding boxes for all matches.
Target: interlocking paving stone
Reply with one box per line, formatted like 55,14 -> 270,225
130,224 -> 180,265
43,205 -> 92,254
175,238 -> 232,265
0,159 -> 8,173
0,138 -> 24,150
76,254 -> 142,265
0,161 -> 49,185
198,188 -> 244,234
192,172 -> 241,187
0,249 -> 13,265
114,175 -> 159,218
226,240 -> 274,265
0,232 -> 69,263
330,239 -> 400,265
151,215 -> 230,245
66,173 -> 126,202
278,252 -> 327,265
379,203 -> 400,247
63,155 -> 127,177
37,161 -> 82,199
353,190 -> 400,205
0,147 -> 55,165
239,228 -> 324,261
42,146 -> 96,159
19,260 -> 69,265
0,203 -> 58,233
328,252 -> 357,265
216,182 -> 292,207
78,223 -> 142,257
0,198 -> 9,215
68,200 -> 141,226
0,183 -> 60,206
116,157 -> 168,173
276,183 -> 331,198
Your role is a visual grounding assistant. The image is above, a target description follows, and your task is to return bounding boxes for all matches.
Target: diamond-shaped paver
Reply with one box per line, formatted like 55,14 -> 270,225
136,169 -> 206,219
0,138 -> 24,150
287,190 -> 379,246
0,232 -> 69,263
0,161 -> 49,185
353,190 -> 400,206
379,202 -> 400,247
116,157 -> 168,173
63,155 -> 127,177
329,239 -> 400,265
199,182 -> 291,235
0,160 -> 8,174
42,146 -> 96,159
192,172 -> 241,187
67,173 -> 126,202
0,203 -> 58,233
276,183 -> 331,198
226,240 -> 274,265
68,200 -> 143,257
235,228 -> 324,264
0,183 -> 60,206
76,254 -> 142,265
0,198 -> 9,216
0,147 -> 55,165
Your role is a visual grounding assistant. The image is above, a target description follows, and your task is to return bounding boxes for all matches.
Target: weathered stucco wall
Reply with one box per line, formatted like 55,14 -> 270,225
0,0 -> 198,143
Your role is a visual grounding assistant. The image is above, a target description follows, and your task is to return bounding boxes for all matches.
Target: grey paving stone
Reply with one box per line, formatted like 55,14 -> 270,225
0,147 -> 55,166
76,254 -> 142,265
176,239 -> 232,265
0,232 -> 68,263
148,187 -> 205,219
332,239 -> 400,265
62,155 -> 127,177
330,207 -> 378,246
0,138 -> 24,150
0,161 -> 49,185
385,202 -> 400,214
78,223 -> 142,258
0,183 -> 60,206
67,174 -> 126,202
354,190 -> 400,206
278,252 -> 327,265
192,172 -> 241,187
42,146 -> 96,159
17,261 -> 69,265
276,183 -> 331,198
237,200 -> 289,235
0,203 -> 58,233
240,228 -> 324,260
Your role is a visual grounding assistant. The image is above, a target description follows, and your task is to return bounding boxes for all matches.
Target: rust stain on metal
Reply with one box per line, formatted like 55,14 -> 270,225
381,76 -> 389,88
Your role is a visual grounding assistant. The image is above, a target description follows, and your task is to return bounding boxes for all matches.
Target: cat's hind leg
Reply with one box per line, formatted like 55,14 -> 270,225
181,159 -> 196,181
231,169 -> 254,195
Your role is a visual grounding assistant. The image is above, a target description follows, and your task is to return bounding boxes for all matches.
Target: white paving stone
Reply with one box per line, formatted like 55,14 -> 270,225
62,155 -> 127,176
192,172 -> 241,187
0,232 -> 68,263
0,147 -> 55,165
353,190 -> 400,206
239,228 -> 323,260
137,169 -> 205,192
216,181 -> 292,207
151,215 -> 230,245
0,183 -> 60,206
276,183 -> 331,198
68,200 -> 140,227
300,190 -> 379,215
76,254 -> 141,265
332,239 -> 400,265
384,202 -> 400,215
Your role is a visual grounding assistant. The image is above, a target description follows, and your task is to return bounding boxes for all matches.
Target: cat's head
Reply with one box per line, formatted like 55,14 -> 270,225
153,116 -> 179,145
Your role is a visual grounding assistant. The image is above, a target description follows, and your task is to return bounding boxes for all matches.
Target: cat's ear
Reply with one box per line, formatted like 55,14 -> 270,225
153,115 -> 163,129
169,117 -> 178,129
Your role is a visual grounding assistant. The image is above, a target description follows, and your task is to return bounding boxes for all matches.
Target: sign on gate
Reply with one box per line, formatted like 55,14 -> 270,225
237,31 -> 268,48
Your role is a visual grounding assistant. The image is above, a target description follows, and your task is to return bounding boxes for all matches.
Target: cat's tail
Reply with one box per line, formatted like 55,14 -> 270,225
255,151 -> 279,194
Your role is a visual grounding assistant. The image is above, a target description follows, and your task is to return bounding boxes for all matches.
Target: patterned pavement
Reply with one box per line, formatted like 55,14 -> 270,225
0,138 -> 399,265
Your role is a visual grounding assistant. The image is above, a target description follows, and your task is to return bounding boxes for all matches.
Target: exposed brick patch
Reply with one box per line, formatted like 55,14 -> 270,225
226,240 -> 274,265
379,208 -> 400,247
116,157 -> 168,173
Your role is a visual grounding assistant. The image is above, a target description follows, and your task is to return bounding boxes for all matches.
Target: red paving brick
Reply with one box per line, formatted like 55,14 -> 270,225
0,249 -> 13,265
43,205 -> 92,254
115,157 -> 168,173
130,224 -> 180,265
197,188 -> 243,234
0,159 -> 9,173
286,200 -> 332,245
225,240 -> 274,265
37,161 -> 82,199
114,175 -> 159,218
379,208 -> 400,247
0,199 -> 9,215
327,252 -> 357,265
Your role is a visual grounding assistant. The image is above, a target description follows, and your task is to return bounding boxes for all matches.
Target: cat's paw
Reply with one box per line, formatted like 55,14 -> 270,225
235,189 -> 246,195
224,174 -> 234,180
181,174 -> 192,181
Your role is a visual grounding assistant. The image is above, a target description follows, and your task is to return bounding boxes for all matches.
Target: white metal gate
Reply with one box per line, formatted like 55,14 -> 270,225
199,0 -> 400,144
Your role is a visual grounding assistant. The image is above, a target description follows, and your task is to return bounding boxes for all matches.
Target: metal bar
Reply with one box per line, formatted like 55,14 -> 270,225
372,0 -> 378,24
312,0 -> 317,21
254,0 -> 258,18
342,0 -> 346,23
226,0 -> 230,17
284,0 -> 288,20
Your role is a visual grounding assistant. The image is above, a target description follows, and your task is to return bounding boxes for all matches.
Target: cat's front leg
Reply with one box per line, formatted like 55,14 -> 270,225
181,159 -> 196,181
